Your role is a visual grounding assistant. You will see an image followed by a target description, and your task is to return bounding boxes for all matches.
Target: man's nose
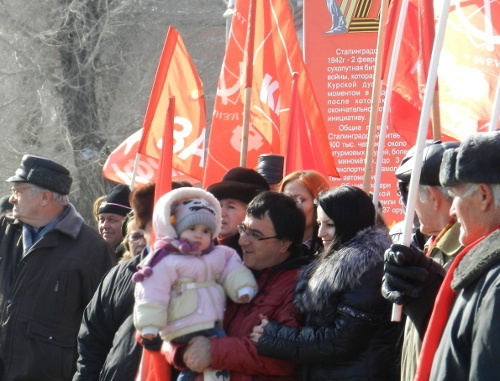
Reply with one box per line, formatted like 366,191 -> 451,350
238,232 -> 250,246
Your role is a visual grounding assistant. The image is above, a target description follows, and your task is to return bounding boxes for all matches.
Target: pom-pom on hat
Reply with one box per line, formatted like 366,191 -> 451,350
98,184 -> 132,216
153,187 -> 222,240
206,167 -> 270,205
7,154 -> 73,195
440,131 -> 500,187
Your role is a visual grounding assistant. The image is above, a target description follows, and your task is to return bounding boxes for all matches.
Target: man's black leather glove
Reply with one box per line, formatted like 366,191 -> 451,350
381,243 -> 446,337
140,335 -> 162,352
382,244 -> 445,304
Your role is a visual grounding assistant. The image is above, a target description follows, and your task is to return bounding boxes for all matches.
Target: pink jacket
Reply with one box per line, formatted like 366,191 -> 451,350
134,245 -> 257,341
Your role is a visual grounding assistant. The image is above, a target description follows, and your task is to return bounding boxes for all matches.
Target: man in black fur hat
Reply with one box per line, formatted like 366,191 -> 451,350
0,154 -> 115,381
383,132 -> 500,380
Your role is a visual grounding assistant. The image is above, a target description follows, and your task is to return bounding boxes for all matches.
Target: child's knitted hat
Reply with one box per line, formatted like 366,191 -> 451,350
153,188 -> 222,239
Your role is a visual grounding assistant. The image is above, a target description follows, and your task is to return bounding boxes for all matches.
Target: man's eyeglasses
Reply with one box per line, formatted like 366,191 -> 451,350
10,186 -> 32,198
237,224 -> 279,241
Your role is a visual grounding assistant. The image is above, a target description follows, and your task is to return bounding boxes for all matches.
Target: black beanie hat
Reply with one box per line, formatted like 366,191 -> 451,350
98,184 -> 132,216
206,167 -> 270,205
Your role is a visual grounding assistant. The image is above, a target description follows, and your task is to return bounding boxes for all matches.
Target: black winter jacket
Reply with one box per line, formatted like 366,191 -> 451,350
429,228 -> 500,380
73,250 -> 148,381
0,208 -> 115,381
258,227 -> 399,381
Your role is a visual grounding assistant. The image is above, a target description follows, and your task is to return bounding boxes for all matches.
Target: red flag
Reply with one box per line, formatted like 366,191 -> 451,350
438,0 -> 500,138
138,26 -> 206,181
101,129 -> 200,188
203,0 -> 338,187
383,0 -> 500,144
285,73 -> 340,177
382,0 -> 438,144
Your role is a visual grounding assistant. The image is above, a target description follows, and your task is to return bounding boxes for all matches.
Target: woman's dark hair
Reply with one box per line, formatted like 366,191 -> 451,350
247,191 -> 305,258
316,186 -> 376,254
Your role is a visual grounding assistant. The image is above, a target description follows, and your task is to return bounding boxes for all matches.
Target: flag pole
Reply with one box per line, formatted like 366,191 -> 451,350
363,0 -> 390,194
240,0 -> 256,167
431,90 -> 442,140
372,0 -> 411,209
392,0 -> 452,322
129,153 -> 141,191
490,76 -> 500,131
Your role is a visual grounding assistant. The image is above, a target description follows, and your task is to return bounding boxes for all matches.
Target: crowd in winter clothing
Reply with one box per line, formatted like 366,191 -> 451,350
0,131 -> 499,381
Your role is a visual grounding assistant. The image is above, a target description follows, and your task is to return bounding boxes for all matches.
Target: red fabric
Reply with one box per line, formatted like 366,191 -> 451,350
415,224 -> 500,380
202,0 -> 337,188
382,0 -> 438,145
137,26 -> 205,182
284,73 -> 339,178
102,26 -> 204,187
134,332 -> 172,381
101,129 -> 200,188
154,97 -> 174,202
210,267 -> 302,380
138,350 -> 171,381
383,0 -> 500,144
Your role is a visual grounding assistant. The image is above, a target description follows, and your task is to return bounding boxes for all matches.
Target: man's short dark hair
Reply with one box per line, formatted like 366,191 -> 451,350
246,191 -> 305,257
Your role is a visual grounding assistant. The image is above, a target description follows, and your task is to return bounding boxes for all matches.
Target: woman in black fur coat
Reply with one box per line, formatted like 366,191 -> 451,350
251,186 -> 399,380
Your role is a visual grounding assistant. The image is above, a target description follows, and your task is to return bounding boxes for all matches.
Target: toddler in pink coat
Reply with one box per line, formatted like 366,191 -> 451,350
133,187 -> 257,381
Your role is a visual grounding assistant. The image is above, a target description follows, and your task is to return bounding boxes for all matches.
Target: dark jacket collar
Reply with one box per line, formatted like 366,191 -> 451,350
11,204 -> 83,239
452,228 -> 500,290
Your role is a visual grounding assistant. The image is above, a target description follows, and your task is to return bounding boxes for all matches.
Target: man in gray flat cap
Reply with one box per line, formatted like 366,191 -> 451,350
387,140 -> 463,380
0,155 -> 116,381
383,132 -> 500,380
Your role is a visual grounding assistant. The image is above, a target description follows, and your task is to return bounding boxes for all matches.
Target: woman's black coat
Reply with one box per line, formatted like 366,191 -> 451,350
258,227 -> 399,380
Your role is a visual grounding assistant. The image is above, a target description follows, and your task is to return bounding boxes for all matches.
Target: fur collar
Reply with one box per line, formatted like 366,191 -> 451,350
452,228 -> 500,290
294,227 -> 391,312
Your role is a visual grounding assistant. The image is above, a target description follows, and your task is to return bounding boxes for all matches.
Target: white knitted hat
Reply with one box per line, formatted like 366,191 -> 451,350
153,188 -> 222,239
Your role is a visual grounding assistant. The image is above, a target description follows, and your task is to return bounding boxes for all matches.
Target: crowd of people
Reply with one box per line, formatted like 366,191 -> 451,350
0,131 -> 498,381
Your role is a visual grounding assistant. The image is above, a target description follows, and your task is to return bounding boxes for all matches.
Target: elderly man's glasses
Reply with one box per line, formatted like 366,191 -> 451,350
237,224 -> 279,241
10,186 -> 32,198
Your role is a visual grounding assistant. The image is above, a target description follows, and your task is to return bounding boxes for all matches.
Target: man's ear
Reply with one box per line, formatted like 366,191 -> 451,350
279,239 -> 292,254
40,190 -> 52,206
477,183 -> 493,211
428,186 -> 442,210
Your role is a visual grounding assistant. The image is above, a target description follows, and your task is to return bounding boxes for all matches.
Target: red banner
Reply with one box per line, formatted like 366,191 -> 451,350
138,26 -> 206,181
101,129 -> 200,188
304,0 -> 409,226
203,0 -> 338,187
438,0 -> 500,138
102,26 -> 205,187
304,0 -> 499,226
